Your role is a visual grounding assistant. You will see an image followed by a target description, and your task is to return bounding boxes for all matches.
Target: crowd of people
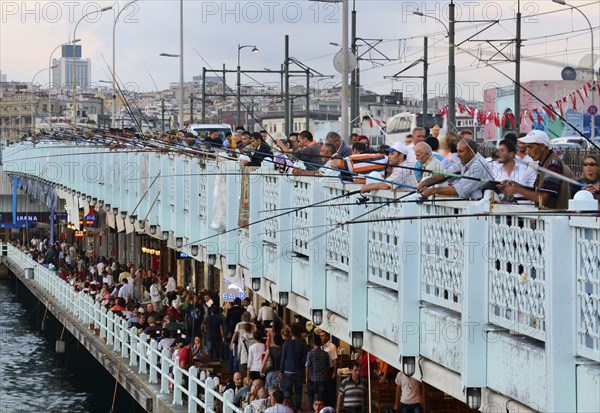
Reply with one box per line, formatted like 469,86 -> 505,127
166,124 -> 599,210
12,236 -> 424,413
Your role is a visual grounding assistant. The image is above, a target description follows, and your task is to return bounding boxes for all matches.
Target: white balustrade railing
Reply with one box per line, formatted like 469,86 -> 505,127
3,244 -> 243,413
572,220 -> 600,362
488,215 -> 548,341
325,184 -> 353,272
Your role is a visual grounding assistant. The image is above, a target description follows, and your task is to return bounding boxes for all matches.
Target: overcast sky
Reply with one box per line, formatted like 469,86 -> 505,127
1,0 -> 598,101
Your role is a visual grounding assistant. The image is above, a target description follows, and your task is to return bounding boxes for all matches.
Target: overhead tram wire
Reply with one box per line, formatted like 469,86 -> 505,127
453,42 -> 600,150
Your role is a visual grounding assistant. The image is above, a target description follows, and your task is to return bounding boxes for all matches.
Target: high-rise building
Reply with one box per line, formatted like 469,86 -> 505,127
51,45 -> 91,90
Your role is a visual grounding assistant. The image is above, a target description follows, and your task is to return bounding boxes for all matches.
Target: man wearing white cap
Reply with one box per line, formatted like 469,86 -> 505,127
501,130 -> 572,209
360,142 -> 417,193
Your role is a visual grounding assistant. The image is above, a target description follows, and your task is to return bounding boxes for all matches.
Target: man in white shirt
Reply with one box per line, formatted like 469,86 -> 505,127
394,371 -> 422,413
492,139 -> 537,203
242,297 -> 256,321
406,127 -> 427,163
265,390 -> 293,413
256,302 -> 275,328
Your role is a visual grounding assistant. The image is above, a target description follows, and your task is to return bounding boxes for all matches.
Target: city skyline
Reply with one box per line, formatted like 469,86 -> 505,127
1,0 -> 598,102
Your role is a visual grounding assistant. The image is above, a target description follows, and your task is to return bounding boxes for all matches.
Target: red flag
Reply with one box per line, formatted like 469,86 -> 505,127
507,112 -> 515,126
536,110 -> 544,123
494,113 -> 500,127
570,94 -> 577,111
577,89 -> 585,104
583,84 -> 589,98
528,111 -> 534,122
542,106 -> 555,120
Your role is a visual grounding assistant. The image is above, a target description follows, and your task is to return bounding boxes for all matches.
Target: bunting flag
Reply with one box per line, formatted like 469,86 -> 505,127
577,89 -> 585,104
571,93 -> 577,111
542,106 -> 556,120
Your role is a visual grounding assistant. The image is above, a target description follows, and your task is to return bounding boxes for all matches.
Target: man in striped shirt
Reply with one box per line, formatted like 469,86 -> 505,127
337,362 -> 368,413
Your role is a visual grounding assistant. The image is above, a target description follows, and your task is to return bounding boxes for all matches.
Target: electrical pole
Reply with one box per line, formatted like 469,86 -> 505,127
423,37 -> 428,125
448,0 -> 456,132
350,1 -> 358,128
515,0 -> 521,134
202,67 -> 206,123
284,35 -> 290,137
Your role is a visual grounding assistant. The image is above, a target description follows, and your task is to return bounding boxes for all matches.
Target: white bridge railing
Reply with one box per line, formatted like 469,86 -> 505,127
3,244 -> 243,413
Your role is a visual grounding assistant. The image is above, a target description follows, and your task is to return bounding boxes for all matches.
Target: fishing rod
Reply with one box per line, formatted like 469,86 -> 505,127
454,43 -> 600,151
184,189 -> 364,247
341,209 -> 600,226
512,156 -> 586,188
258,196 -> 475,213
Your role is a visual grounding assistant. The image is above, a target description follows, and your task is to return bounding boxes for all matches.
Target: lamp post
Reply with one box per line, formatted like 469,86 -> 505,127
71,6 -> 113,128
413,9 -> 453,130
112,0 -> 139,129
237,44 -> 259,127
552,0 -> 596,139
49,40 -> 80,121
160,50 -> 186,130
179,0 -> 184,130
32,65 -> 58,134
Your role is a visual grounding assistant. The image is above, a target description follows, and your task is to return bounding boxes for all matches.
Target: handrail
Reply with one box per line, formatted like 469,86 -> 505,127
2,244 -> 243,413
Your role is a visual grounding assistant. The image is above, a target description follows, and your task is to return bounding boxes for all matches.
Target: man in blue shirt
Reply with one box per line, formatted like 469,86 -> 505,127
280,324 -> 307,409
417,139 -> 490,200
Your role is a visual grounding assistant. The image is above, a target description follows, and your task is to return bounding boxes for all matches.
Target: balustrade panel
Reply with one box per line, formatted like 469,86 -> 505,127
420,204 -> 465,312
325,186 -> 352,272
488,215 -> 547,341
574,224 -> 600,361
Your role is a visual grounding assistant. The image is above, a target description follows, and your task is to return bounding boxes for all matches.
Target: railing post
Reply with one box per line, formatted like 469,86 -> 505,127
107,310 -> 115,346
222,389 -> 234,413
113,313 -> 121,353
397,200 -> 421,361
160,348 -> 170,393
204,376 -> 215,411
122,327 -> 133,359
149,340 -> 158,383
277,174 -> 293,294
130,332 -> 139,366
100,307 -> 108,339
308,179 -> 326,313
173,366 -> 183,405
139,337 -> 148,374
188,366 -> 199,413
546,216 -> 576,411
348,193 -> 368,339
460,198 -> 490,393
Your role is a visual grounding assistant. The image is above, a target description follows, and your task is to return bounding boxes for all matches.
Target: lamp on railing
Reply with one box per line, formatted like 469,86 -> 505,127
279,292 -> 289,307
86,195 -> 91,202
191,245 -> 199,256
402,356 -> 416,377
162,231 -> 169,241
81,193 -> 86,200
149,224 -> 157,235
129,214 -> 137,224
91,197 -> 97,206
112,207 -> 119,216
76,191 -> 81,198
98,199 -> 104,207
207,254 -> 217,266
120,210 -> 127,220
312,309 -> 323,326
351,331 -> 364,349
104,203 -> 111,212
227,264 -> 237,277
138,219 -> 145,229
466,388 -> 482,410
251,277 -> 261,292
176,237 -> 183,248
142,247 -> 148,253
155,249 -> 161,256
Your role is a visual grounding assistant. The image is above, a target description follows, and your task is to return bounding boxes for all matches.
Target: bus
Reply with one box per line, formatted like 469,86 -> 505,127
385,113 -> 445,145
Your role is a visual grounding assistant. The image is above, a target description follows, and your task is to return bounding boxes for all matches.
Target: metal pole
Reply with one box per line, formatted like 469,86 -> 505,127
515,0 -> 521,134
448,0 -> 456,132
237,44 -> 241,127
190,94 -> 194,124
423,37 -> 428,128
350,4 -> 357,129
306,68 -> 310,132
161,98 -> 165,133
341,0 -> 350,140
202,67 -> 206,123
179,0 -> 184,130
284,35 -> 290,137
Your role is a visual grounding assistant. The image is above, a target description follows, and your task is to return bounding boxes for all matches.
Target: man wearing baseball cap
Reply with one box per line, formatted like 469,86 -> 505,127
360,142 -> 417,193
501,130 -> 573,209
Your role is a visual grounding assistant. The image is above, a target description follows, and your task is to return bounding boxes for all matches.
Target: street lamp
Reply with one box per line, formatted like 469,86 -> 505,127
49,40 -> 80,120
413,8 -> 454,131
552,0 -> 596,139
32,65 -> 59,133
158,0 -> 184,130
159,52 -> 185,130
237,44 -> 259,127
72,6 -> 113,128
112,0 -> 139,129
